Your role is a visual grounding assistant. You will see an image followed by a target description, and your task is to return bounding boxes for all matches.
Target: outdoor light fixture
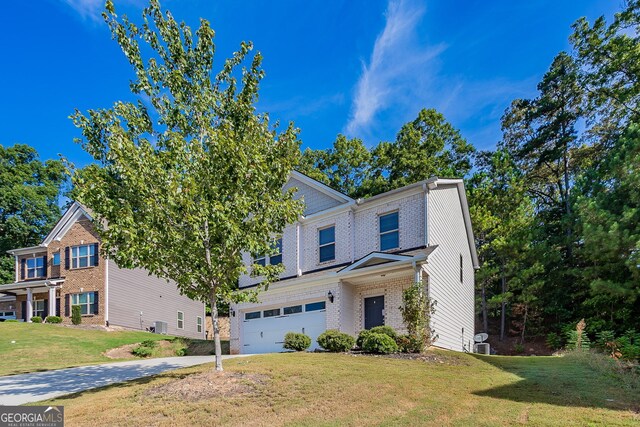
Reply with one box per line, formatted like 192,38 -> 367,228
327,291 -> 334,303
230,308 -> 235,317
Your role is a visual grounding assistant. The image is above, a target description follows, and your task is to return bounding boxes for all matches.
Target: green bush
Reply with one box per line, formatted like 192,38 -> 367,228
45,316 -> 62,324
71,305 -> 82,325
30,316 -> 42,323
4,319 -> 19,323
396,334 -> 424,353
132,340 -> 157,358
566,331 -> 591,351
514,343 -> 525,354
356,330 -> 373,348
283,332 -> 312,351
175,347 -> 187,356
546,332 -> 563,350
617,330 -> 640,361
370,325 -> 398,340
362,333 -> 398,354
317,329 -> 355,352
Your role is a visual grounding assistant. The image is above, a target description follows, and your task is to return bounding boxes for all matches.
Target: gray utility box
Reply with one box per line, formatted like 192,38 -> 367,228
154,321 -> 168,334
474,343 -> 490,355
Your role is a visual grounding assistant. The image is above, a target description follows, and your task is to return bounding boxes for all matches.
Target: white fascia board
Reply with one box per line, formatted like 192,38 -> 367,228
338,252 -> 414,273
298,201 -> 355,224
290,171 -> 354,203
6,246 -> 47,256
42,202 -> 94,245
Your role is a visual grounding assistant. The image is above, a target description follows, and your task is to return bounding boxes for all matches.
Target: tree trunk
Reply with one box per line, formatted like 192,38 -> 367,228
209,290 -> 223,372
521,304 -> 528,344
481,281 -> 488,333
563,147 -> 572,260
500,264 -> 506,342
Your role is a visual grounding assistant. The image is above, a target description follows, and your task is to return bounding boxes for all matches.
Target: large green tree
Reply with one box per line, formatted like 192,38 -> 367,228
0,144 -> 65,283
371,108 -> 475,193
71,0 -> 303,370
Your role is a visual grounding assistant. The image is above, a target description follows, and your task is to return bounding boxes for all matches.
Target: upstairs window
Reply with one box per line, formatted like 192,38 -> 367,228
71,244 -> 98,269
177,311 -> 184,329
52,252 -> 60,266
318,226 -> 336,263
254,238 -> 283,267
379,211 -> 399,251
26,257 -> 45,278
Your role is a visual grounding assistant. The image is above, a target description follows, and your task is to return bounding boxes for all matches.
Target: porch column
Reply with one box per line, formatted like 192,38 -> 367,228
26,288 -> 33,322
48,287 -> 56,317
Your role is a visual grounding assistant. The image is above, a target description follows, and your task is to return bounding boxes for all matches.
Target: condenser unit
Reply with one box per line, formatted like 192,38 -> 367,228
474,342 -> 490,355
154,321 -> 168,335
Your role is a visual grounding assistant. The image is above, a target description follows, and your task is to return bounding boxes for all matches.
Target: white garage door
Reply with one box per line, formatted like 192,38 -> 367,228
242,301 -> 326,354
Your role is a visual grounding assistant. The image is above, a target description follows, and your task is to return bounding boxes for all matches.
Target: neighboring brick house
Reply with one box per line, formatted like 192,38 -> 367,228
0,202 -> 205,339
230,171 -> 479,354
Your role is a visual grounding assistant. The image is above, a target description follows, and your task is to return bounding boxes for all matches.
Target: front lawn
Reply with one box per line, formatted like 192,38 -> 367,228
43,351 -> 640,426
0,323 -> 226,376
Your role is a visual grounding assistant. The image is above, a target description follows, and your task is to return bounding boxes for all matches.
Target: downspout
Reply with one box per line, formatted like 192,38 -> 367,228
349,208 -> 356,263
423,183 -> 429,246
104,258 -> 109,326
296,223 -> 302,276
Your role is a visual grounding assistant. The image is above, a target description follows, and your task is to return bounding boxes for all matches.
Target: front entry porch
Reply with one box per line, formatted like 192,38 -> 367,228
0,280 -> 63,322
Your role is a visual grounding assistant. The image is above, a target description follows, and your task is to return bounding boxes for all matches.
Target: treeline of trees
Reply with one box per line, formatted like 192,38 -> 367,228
299,1 -> 640,344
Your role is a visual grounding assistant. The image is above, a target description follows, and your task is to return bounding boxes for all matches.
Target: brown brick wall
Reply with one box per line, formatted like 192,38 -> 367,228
47,216 -> 105,326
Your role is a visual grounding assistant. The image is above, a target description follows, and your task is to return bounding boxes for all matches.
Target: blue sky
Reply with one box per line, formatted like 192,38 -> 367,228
0,0 -> 618,168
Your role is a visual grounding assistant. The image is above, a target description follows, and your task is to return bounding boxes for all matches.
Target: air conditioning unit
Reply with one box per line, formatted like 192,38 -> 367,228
154,321 -> 168,335
474,343 -> 490,355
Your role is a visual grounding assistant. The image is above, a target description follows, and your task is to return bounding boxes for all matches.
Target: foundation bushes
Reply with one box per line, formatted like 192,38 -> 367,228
283,332 -> 312,352
317,330 -> 355,352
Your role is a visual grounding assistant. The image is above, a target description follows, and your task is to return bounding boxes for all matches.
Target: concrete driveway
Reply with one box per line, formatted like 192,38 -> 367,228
0,355 -> 251,405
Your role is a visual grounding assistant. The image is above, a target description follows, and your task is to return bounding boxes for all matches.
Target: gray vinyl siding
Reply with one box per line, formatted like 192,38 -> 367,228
107,260 -> 205,339
283,177 -> 344,215
427,184 -> 475,352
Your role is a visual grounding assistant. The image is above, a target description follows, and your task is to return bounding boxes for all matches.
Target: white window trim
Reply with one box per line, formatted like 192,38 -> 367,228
318,225 -> 336,263
177,311 -> 184,330
196,316 -> 203,333
52,252 -> 61,267
379,211 -> 400,251
71,244 -> 97,269
71,292 -> 96,315
33,300 -> 46,318
26,257 -> 45,279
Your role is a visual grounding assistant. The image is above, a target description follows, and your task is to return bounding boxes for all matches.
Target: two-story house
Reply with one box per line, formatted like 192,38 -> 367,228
230,172 -> 479,354
0,202 -> 205,339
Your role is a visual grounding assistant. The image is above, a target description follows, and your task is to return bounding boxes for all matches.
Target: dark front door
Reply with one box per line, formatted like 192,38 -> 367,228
364,295 -> 385,329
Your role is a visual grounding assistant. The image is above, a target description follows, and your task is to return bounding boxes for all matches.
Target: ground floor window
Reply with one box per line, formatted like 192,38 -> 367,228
197,316 -> 202,333
72,292 -> 96,315
305,301 -> 326,312
177,311 -> 184,329
34,300 -> 46,318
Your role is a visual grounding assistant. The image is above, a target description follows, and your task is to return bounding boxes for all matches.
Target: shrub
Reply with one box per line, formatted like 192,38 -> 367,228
317,329 -> 355,352
514,343 -> 524,354
617,330 -> 640,361
132,340 -> 157,358
399,282 -> 437,347
362,333 -> 398,354
175,347 -> 187,356
370,325 -> 397,340
396,334 -> 424,353
546,332 -> 563,350
71,305 -> 82,325
283,332 -> 312,351
45,316 -> 62,324
356,329 -> 373,348
566,319 -> 590,351
4,319 -> 19,322
30,316 -> 42,323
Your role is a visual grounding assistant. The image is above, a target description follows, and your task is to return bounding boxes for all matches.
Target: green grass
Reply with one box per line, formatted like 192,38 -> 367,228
0,323 -> 226,376
43,351 -> 640,426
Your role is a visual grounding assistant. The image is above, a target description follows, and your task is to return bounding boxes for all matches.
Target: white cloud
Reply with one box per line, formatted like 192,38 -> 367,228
61,0 -> 105,22
345,0 -> 445,137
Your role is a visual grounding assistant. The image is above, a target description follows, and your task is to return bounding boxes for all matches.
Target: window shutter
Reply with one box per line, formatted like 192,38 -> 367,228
43,301 -> 49,319
65,247 -> 70,270
65,294 -> 70,317
21,259 -> 26,280
56,298 -> 61,318
93,243 -> 100,266
42,256 -> 48,278
21,301 -> 27,321
93,291 -> 99,315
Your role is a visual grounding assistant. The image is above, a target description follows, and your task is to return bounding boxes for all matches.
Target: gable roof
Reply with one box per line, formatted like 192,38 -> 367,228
290,170 -> 354,204
41,202 -> 93,246
337,252 -> 414,273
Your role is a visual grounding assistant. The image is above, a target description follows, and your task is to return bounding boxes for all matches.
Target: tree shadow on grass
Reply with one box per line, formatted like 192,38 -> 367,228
471,354 -> 640,413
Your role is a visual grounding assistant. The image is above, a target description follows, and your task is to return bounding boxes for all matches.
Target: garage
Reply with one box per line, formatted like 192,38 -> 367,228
241,301 -> 327,354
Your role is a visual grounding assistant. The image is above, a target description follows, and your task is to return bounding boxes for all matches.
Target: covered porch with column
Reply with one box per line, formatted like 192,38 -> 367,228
0,279 -> 64,322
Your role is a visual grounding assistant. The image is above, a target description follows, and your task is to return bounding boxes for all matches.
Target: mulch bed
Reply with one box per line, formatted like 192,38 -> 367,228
144,371 -> 268,402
